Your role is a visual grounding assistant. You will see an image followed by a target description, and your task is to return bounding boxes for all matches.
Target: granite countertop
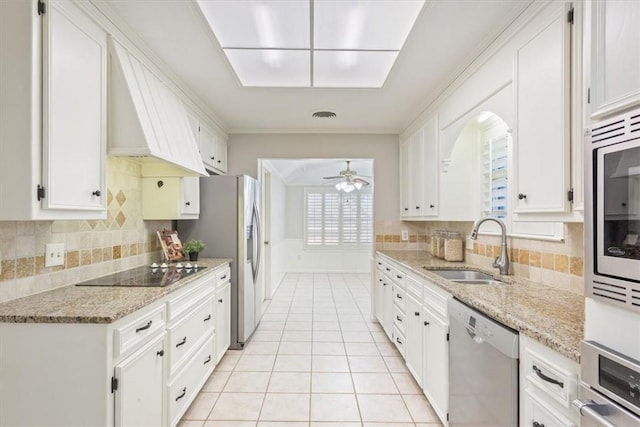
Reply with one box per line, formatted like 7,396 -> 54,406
378,250 -> 584,362
0,258 -> 232,324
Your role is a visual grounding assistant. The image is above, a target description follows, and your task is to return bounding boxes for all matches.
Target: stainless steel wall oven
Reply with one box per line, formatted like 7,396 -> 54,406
585,107 -> 640,311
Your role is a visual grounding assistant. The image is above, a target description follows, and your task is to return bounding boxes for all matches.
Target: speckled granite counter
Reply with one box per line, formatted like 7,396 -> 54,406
0,258 -> 232,324
378,250 -> 584,362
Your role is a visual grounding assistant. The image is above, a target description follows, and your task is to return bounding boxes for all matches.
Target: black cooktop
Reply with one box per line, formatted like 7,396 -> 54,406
75,265 -> 207,287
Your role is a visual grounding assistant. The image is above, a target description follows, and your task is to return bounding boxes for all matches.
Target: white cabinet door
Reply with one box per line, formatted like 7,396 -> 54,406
422,116 -> 439,216
405,294 -> 423,387
114,332 -> 165,427
514,2 -> 571,214
374,267 -> 385,323
42,0 -> 106,211
215,281 -> 231,363
400,116 -> 439,219
400,138 -> 412,217
200,124 -> 217,172
180,177 -> 200,216
590,0 -> 640,118
381,275 -> 394,339
215,135 -> 228,173
422,306 -> 449,425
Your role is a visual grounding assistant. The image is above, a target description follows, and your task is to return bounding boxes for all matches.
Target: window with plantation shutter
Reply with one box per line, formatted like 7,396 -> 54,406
304,187 -> 373,248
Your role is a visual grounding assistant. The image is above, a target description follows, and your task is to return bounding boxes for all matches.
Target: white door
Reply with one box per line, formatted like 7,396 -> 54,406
180,177 -> 200,216
422,116 -> 439,216
262,168 -> 272,302
42,0 -> 106,211
422,306 -> 449,424
114,332 -> 165,427
405,294 -> 423,386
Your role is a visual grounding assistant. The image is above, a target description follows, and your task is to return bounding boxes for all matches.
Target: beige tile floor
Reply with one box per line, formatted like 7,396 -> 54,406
179,272 -> 443,427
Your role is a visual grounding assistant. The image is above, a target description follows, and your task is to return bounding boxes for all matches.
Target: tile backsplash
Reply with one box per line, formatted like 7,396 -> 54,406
375,220 -> 584,295
0,158 -> 170,303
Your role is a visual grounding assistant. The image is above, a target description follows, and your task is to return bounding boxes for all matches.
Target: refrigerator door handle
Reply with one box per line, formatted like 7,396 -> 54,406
252,203 -> 261,283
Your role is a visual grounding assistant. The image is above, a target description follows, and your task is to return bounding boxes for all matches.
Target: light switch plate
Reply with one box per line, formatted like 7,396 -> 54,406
45,243 -> 65,267
401,230 -> 409,241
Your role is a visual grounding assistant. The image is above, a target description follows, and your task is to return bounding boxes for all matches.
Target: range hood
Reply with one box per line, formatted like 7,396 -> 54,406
108,38 -> 207,177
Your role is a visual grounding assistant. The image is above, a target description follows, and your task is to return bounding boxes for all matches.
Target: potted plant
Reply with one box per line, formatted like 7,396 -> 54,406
183,239 -> 206,261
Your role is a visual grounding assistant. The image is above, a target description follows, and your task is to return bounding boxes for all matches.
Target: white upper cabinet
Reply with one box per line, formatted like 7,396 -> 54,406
0,0 -> 107,220
400,116 -> 438,219
142,176 -> 200,220
188,113 -> 228,175
589,0 -> 640,119
514,1 -> 572,214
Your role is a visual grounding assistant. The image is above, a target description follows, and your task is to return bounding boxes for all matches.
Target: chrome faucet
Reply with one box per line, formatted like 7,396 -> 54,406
470,218 -> 511,275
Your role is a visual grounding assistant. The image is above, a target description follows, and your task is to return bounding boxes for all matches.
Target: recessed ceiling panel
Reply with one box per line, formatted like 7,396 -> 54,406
314,50 -> 398,88
314,0 -> 425,50
225,49 -> 310,87
196,0 -> 310,48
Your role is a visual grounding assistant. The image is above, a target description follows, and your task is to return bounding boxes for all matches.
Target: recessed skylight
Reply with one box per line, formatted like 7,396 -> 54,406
196,0 -> 425,88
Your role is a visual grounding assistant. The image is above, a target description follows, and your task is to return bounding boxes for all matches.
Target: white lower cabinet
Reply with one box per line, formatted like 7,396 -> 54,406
115,332 -> 166,427
405,292 -> 423,386
422,305 -> 449,425
374,254 -> 450,426
519,333 -> 580,427
215,277 -> 231,363
0,263 -> 230,427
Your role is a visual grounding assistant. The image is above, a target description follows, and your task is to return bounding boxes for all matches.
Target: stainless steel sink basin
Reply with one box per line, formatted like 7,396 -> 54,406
426,269 -> 504,285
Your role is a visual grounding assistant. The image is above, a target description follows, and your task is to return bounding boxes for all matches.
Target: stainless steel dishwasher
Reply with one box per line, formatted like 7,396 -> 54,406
448,298 -> 519,426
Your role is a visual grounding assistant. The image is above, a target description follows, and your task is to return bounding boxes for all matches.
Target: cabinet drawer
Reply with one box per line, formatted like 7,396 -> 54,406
168,296 -> 215,375
423,281 -> 449,318
216,266 -> 230,286
167,335 -> 215,426
524,389 -> 577,427
406,275 -> 423,300
393,305 -> 406,336
393,286 -> 406,313
389,266 -> 406,290
525,348 -> 578,408
392,325 -> 406,358
114,305 -> 165,358
166,275 -> 215,321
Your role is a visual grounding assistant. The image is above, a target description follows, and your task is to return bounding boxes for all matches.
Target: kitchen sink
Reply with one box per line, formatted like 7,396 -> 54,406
426,269 -> 504,285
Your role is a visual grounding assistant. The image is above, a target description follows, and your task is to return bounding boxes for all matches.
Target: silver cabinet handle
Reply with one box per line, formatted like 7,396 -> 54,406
533,365 -> 564,388
573,400 -> 617,427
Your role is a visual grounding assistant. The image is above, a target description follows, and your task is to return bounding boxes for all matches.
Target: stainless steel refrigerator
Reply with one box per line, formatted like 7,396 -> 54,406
177,175 -> 262,349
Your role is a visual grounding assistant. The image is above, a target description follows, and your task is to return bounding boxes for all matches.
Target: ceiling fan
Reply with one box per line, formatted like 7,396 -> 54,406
323,161 -> 371,192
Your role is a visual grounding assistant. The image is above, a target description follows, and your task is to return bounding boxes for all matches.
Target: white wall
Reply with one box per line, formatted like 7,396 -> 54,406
228,133 -> 399,221
286,186 -> 303,238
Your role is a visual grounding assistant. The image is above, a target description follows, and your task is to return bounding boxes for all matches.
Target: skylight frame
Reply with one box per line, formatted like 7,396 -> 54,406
196,0 -> 425,88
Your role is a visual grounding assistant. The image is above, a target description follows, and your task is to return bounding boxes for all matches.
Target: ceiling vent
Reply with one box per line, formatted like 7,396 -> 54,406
312,111 -> 337,119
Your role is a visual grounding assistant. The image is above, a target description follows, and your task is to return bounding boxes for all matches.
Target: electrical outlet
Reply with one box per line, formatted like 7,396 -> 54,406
466,236 -> 475,251
45,243 -> 65,267
401,230 -> 409,241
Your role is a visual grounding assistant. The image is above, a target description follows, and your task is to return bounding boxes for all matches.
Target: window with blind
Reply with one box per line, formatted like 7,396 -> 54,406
304,188 -> 373,248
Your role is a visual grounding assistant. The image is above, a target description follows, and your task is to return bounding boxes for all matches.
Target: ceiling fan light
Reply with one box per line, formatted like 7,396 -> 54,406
354,182 -> 363,190
343,183 -> 355,192
335,183 -> 342,190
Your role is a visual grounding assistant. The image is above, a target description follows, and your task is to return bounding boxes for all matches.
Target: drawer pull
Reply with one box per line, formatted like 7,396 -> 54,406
204,314 -> 212,322
176,337 -> 187,347
220,274 -> 227,280
424,321 -> 430,326
414,311 -> 420,316
533,422 -> 545,427
533,365 -> 564,388
378,279 -> 382,282
396,337 -> 403,345
135,320 -> 152,333
377,262 -> 382,265
175,387 -> 187,401
396,294 -> 403,299
383,282 -> 387,287
396,275 -> 402,279
396,315 -> 403,322
218,299 -> 223,303
386,268 -> 391,272
157,349 -> 164,357
204,355 -> 212,365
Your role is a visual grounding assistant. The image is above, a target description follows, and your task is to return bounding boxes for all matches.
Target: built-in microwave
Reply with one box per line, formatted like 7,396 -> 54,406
585,107 -> 640,312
